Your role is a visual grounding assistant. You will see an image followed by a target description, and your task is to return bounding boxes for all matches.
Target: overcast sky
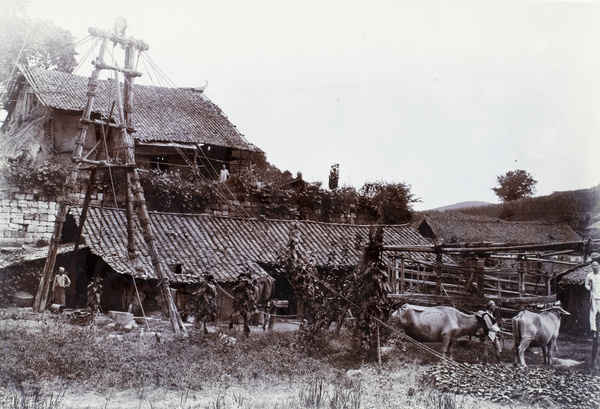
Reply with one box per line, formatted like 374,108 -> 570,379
21,0 -> 600,210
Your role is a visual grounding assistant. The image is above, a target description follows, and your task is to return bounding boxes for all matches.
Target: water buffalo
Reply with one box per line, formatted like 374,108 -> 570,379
392,304 -> 484,358
512,305 -> 570,366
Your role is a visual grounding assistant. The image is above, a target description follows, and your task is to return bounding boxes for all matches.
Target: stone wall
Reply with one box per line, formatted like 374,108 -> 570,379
0,187 -> 104,248
0,188 -> 57,247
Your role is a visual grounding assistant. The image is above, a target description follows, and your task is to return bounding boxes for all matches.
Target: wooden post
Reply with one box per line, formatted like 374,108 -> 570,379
400,256 -> 405,293
497,270 -> 501,298
377,322 -> 382,370
35,22 -> 185,333
476,258 -> 485,297
33,38 -> 109,312
388,255 -> 396,294
125,172 -> 137,260
68,168 -> 96,274
434,252 -> 443,295
518,260 -> 525,297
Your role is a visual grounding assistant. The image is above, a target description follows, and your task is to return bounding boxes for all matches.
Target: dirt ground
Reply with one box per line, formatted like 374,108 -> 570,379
1,308 -> 599,409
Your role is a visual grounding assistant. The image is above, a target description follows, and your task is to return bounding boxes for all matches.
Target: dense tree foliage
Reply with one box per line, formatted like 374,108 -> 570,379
0,3 -> 77,93
492,169 -> 537,202
358,181 -> 418,224
328,163 -> 339,191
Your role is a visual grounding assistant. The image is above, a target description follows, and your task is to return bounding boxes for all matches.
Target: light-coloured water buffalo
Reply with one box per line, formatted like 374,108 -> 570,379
512,305 -> 570,366
391,304 -> 484,358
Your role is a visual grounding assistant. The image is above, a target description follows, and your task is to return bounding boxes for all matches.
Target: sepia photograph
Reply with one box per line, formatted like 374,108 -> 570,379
0,0 -> 599,407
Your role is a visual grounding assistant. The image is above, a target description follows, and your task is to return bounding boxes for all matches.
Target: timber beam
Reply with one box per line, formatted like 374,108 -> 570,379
383,241 -> 585,255
387,293 -> 556,308
88,27 -> 149,51
92,60 -> 144,77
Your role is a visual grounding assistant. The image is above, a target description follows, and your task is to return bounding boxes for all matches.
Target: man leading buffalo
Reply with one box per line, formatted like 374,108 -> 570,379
480,299 -> 502,363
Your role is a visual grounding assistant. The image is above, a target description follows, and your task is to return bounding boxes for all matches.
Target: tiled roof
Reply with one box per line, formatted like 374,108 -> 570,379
0,243 -> 79,269
418,217 -> 581,245
560,263 -> 593,286
80,207 -> 434,284
17,66 -> 261,152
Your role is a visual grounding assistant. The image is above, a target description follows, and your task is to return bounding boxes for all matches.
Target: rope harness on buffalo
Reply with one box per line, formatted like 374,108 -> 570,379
301,267 -> 529,401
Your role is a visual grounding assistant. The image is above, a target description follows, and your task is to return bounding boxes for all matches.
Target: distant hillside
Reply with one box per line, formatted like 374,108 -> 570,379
421,185 -> 600,236
431,201 -> 494,211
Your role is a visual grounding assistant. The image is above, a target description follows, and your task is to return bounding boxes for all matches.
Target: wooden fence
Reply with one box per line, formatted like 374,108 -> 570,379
386,254 -> 558,310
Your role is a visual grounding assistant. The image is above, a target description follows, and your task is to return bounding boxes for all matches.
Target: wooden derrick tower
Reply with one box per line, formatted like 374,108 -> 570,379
33,19 -> 186,333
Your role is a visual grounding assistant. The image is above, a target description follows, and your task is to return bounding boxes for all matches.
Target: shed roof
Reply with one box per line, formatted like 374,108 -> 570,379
80,207 -> 433,284
560,263 -> 594,286
418,216 -> 581,245
12,66 -> 261,152
0,243 -> 79,269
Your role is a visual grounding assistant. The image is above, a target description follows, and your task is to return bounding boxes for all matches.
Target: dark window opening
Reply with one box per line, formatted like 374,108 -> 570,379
61,212 -> 79,243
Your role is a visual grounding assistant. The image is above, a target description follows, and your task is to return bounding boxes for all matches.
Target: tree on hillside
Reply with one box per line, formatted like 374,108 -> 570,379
358,181 -> 418,224
0,5 -> 77,92
492,169 -> 537,202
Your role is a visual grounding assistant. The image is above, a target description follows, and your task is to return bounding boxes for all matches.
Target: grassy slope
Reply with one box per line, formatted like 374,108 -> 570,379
420,185 -> 600,235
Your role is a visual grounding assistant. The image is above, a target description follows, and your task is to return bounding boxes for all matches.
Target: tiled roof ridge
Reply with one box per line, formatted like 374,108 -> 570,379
426,215 -> 573,226
99,205 -> 412,228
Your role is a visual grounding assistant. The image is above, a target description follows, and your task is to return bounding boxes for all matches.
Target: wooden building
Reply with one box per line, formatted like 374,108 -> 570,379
1,66 -> 263,179
416,216 -> 582,245
59,207 -> 435,318
386,216 -> 585,311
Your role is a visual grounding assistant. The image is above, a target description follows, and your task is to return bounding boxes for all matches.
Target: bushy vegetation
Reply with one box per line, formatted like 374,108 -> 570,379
18,153 -> 418,224
0,309 -> 532,409
1,159 -> 68,198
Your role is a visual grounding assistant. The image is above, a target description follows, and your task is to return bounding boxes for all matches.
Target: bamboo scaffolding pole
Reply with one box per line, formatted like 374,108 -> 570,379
118,43 -> 185,333
33,38 -> 109,312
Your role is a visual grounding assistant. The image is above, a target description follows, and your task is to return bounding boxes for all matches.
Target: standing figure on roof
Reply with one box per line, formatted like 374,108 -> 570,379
219,164 -> 230,183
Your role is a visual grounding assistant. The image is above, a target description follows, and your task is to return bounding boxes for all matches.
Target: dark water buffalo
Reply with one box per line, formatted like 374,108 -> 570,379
512,305 -> 570,366
392,304 -> 483,358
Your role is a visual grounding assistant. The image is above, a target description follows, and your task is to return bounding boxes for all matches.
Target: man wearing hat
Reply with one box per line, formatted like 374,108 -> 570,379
480,299 -> 502,362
